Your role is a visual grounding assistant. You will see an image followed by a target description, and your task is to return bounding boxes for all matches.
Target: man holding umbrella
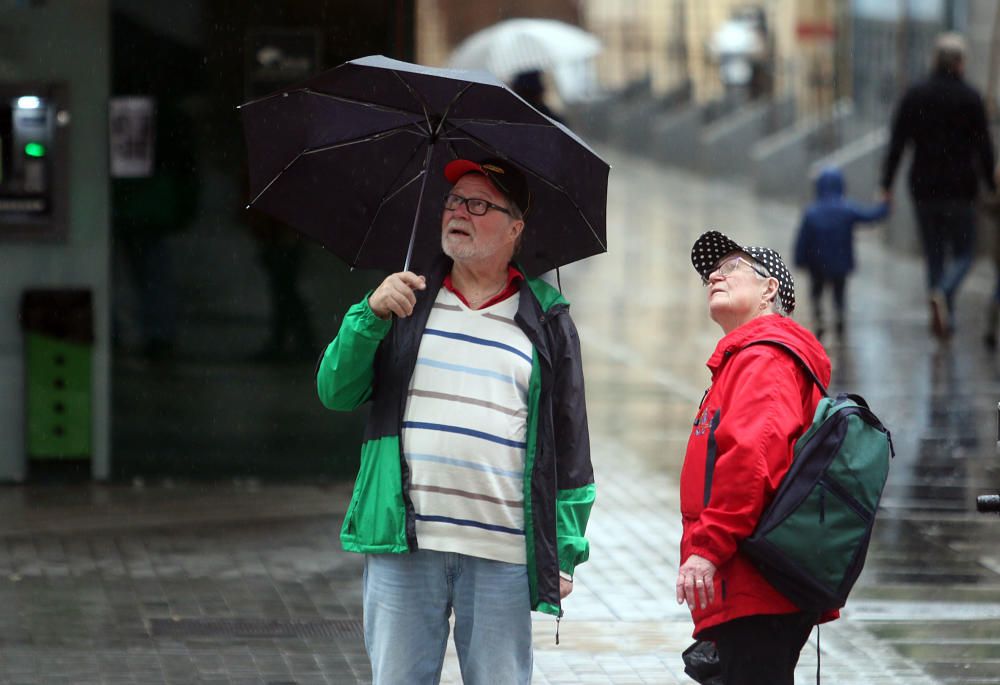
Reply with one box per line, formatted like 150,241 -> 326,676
316,157 -> 596,684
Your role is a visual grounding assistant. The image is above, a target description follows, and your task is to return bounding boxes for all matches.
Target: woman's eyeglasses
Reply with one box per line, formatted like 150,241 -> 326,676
702,256 -> 769,285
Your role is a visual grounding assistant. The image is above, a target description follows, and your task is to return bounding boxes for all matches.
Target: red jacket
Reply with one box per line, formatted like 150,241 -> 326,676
679,314 -> 833,637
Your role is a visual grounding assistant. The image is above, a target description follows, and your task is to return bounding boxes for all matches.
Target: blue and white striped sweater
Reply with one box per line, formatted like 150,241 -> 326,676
401,288 -> 533,564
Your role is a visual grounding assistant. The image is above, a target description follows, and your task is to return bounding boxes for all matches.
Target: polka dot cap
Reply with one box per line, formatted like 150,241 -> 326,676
691,230 -> 796,314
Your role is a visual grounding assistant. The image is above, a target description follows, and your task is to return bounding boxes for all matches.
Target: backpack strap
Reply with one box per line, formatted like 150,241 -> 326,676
746,340 -> 894,458
742,339 -> 830,398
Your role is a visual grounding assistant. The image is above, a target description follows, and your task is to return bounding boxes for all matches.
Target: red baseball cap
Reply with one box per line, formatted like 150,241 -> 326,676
443,157 -> 531,217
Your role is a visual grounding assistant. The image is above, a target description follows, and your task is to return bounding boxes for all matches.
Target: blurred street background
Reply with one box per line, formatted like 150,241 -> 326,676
3,0 -> 1000,683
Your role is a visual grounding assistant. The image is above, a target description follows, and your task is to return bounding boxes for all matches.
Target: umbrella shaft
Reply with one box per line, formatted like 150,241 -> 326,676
403,144 -> 435,273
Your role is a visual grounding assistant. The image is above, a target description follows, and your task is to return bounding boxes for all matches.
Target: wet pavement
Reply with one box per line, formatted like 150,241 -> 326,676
5,147 -> 1000,683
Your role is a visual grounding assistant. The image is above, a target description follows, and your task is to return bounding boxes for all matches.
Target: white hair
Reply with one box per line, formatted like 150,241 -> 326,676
748,257 -> 787,316
934,32 -> 966,74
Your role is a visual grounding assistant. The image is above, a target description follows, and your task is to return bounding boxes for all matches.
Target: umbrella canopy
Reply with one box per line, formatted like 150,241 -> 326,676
239,55 -> 609,277
448,18 -> 602,82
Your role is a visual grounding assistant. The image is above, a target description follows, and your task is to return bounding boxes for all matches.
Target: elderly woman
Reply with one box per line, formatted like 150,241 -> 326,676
676,231 -> 833,685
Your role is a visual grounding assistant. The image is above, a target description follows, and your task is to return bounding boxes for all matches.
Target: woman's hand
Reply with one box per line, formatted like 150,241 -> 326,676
676,554 -> 718,610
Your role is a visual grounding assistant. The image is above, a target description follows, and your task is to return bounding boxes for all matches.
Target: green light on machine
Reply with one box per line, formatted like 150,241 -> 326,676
24,142 -> 46,158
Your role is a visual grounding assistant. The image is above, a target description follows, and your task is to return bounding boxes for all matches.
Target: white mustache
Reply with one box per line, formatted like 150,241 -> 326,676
446,219 -> 473,232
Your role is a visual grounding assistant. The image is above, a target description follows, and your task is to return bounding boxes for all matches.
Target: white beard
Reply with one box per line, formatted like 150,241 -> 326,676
442,219 -> 483,261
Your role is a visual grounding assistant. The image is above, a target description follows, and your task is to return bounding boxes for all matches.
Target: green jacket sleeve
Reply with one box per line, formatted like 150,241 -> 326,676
557,483 -> 596,576
552,312 -> 595,576
316,293 -> 392,411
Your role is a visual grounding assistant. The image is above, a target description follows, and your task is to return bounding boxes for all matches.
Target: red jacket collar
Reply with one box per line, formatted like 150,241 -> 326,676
707,314 -> 831,385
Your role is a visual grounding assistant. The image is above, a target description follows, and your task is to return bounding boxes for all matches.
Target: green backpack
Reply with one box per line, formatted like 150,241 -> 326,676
738,340 -> 894,612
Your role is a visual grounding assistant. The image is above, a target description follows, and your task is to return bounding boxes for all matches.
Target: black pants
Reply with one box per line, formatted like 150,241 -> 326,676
706,612 -> 817,685
809,274 -> 846,331
258,242 -> 314,354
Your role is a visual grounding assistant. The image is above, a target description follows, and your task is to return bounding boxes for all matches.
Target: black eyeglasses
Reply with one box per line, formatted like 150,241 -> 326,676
444,193 -> 512,217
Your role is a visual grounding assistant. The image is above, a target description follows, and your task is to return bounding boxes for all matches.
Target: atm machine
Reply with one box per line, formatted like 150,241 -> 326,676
0,82 -> 68,239
3,83 -> 91,475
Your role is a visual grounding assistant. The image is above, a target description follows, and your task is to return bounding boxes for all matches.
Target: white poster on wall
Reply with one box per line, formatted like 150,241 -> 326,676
109,96 -> 156,178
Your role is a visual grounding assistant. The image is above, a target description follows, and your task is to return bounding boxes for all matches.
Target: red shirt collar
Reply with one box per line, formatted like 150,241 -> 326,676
443,265 -> 524,310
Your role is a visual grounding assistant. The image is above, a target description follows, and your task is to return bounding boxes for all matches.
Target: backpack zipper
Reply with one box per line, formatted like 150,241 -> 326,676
819,477 -> 872,522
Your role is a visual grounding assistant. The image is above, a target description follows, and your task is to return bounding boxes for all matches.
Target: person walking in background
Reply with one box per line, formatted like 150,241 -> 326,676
986,254 -> 1000,350
247,211 -> 316,361
794,166 -> 890,341
984,199 -> 1000,349
678,231 -> 835,685
316,157 -> 595,684
511,70 -> 565,124
880,32 -> 996,340
112,102 -> 200,361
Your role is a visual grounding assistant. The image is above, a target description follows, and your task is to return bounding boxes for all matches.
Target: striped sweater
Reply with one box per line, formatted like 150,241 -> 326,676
401,287 -> 532,564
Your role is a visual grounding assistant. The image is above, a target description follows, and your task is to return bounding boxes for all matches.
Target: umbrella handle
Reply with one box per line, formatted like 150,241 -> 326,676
403,145 -> 435,273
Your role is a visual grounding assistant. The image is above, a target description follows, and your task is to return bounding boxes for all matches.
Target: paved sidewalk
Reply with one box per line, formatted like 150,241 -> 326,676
0,443 -> 940,685
6,148 -> 999,683
0,456 -> 938,685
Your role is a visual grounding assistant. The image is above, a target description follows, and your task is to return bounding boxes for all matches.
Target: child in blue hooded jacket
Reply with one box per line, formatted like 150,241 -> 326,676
794,166 -> 890,340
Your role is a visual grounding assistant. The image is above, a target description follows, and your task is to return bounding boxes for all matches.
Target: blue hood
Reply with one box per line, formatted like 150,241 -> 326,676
815,167 -> 844,200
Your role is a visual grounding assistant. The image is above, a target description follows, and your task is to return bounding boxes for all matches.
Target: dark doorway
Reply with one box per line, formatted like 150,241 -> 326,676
110,0 -> 414,480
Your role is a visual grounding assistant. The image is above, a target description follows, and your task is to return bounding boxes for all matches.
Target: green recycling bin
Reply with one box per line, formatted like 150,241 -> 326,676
19,290 -> 93,460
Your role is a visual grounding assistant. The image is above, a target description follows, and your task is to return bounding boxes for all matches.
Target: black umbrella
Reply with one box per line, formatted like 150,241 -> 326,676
238,55 -> 609,277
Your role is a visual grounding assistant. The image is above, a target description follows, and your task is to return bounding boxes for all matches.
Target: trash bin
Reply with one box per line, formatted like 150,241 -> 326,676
18,289 -> 93,460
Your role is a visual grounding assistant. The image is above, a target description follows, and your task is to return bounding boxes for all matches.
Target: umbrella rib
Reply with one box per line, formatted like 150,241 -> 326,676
434,83 -> 475,138
351,169 -> 425,268
240,88 -> 433,134
446,117 -> 600,156
248,125 -> 426,208
390,71 -> 436,134
447,117 -> 560,128
350,137 -> 431,268
246,151 -> 304,209
389,69 -> 474,139
303,89 -> 433,135
301,125 -> 427,156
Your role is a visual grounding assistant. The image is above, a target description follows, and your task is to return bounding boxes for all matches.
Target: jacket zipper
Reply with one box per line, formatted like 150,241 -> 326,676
515,288 -> 562,614
396,274 -> 443,552
703,410 -> 722,507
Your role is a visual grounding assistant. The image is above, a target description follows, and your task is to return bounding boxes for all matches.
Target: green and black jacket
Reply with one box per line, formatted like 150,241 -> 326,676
317,255 -> 595,616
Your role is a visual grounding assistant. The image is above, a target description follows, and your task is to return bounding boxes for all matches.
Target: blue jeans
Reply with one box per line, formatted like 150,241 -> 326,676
914,200 -> 976,318
363,550 -> 533,685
